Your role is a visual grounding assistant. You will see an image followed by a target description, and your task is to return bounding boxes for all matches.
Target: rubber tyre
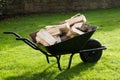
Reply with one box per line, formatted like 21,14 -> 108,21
80,39 -> 102,63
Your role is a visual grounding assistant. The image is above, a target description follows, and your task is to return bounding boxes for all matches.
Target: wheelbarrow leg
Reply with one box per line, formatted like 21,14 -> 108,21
46,55 -> 50,63
55,54 -> 74,70
67,53 -> 74,69
55,55 -> 62,71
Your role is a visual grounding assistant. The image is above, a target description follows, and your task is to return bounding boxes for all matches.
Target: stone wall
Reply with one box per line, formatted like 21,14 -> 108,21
3,0 -> 120,15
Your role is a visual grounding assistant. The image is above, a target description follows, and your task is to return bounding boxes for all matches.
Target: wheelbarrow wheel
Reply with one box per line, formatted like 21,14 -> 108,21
80,39 -> 102,63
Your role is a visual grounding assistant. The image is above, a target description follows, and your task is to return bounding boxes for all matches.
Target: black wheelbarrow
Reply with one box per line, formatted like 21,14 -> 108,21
3,26 -> 106,70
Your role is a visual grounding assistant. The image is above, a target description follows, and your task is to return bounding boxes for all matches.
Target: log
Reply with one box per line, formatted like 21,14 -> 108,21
71,22 -> 85,35
66,30 -> 75,38
36,36 -> 49,46
46,27 -> 61,36
53,36 -> 61,43
81,23 -> 90,32
65,15 -> 86,25
55,23 -> 70,34
29,31 -> 38,43
36,29 -> 57,46
46,23 -> 70,35
71,13 -> 81,19
60,35 -> 70,41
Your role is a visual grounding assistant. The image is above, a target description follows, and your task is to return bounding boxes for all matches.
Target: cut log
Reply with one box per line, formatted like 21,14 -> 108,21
36,36 -> 50,46
81,23 -> 90,32
65,15 -> 86,25
46,27 -> 61,36
60,35 -> 70,41
53,36 -> 61,43
71,22 -> 85,35
66,30 -> 75,38
71,13 -> 81,19
56,23 -> 70,34
29,31 -> 38,43
46,23 -> 70,35
36,29 -> 57,46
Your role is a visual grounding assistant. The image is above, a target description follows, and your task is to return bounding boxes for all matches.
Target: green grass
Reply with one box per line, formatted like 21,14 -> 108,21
0,8 -> 120,80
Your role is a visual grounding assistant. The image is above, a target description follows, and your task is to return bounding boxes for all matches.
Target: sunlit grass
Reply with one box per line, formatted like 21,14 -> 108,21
0,8 -> 120,80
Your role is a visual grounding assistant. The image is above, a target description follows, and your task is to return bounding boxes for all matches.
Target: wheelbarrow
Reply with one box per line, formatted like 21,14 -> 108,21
3,26 -> 106,70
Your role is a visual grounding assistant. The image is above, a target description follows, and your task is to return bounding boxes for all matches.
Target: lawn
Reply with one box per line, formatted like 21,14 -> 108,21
0,8 -> 120,80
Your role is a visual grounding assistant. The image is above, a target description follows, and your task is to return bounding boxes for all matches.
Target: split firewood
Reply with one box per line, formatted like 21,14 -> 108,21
60,35 -> 70,41
53,36 -> 61,43
36,35 -> 50,46
57,23 -> 70,34
71,22 -> 85,35
46,27 -> 61,36
66,30 -> 76,38
36,29 -> 57,46
65,15 -> 86,25
29,31 -> 38,43
81,23 -> 91,32
71,13 -> 81,19
46,23 -> 70,35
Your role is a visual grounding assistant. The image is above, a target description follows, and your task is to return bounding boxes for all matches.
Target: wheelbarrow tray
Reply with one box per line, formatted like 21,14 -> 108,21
39,26 -> 97,55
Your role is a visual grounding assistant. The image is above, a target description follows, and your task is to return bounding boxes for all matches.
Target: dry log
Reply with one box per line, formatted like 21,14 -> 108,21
36,29 -> 57,46
71,22 -> 84,35
66,30 -> 75,38
65,15 -> 86,25
46,23 -> 70,35
60,35 -> 70,41
81,23 -> 90,32
29,31 -> 38,43
53,36 -> 61,43
46,27 -> 61,36
36,36 -> 49,46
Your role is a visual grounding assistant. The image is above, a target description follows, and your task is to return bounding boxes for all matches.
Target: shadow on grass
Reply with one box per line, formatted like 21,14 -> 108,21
55,62 -> 96,80
5,62 -> 96,80
5,63 -> 56,80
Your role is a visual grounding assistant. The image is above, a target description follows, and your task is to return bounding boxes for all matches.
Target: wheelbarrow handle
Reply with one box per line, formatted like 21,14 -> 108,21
3,31 -> 22,38
16,37 -> 49,56
16,37 -> 39,49
3,32 -> 13,34
16,37 -> 27,40
3,31 -> 49,56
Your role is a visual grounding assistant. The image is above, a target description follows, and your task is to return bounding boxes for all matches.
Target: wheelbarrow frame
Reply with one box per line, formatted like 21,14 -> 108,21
3,26 -> 106,71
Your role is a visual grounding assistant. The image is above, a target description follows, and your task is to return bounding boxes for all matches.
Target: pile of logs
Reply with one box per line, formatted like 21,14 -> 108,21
30,13 -> 91,46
